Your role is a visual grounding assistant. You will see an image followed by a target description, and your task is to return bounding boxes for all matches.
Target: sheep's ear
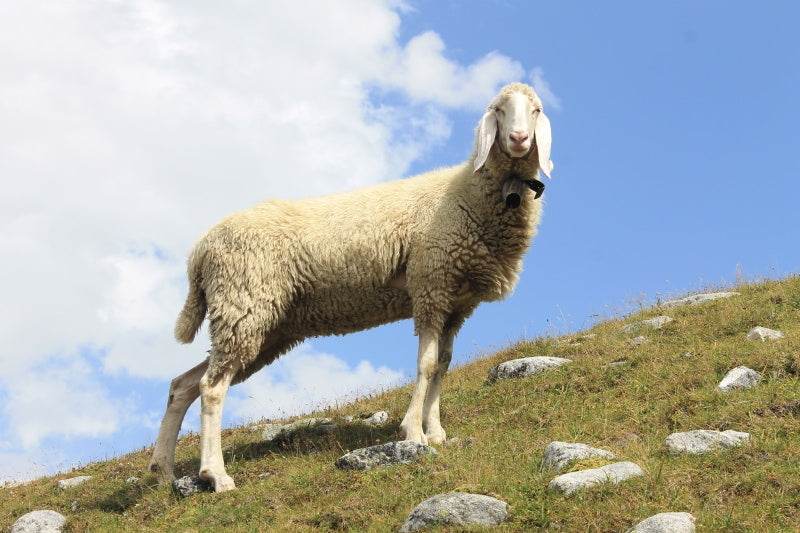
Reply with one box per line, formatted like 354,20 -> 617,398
534,110 -> 553,179
473,109 -> 497,172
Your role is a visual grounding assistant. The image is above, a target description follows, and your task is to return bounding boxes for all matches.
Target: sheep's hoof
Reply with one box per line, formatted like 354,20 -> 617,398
400,426 -> 428,445
213,476 -> 236,493
425,429 -> 447,445
200,469 -> 237,492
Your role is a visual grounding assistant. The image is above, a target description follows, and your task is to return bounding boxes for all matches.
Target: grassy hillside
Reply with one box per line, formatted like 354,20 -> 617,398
2,276 -> 800,532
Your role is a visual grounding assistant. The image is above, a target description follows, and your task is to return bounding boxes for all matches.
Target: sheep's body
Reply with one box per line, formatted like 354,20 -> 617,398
150,82 -> 553,492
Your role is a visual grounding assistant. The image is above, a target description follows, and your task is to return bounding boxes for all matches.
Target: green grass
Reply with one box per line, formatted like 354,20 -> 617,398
2,276 -> 800,532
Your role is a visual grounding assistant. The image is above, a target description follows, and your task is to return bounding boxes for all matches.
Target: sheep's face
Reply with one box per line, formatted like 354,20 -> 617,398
474,83 -> 553,179
495,91 -> 537,157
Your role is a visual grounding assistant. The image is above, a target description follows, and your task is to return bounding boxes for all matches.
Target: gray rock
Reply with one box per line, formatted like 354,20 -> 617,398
548,461 -> 644,495
314,424 -> 338,435
172,475 -> 212,497
334,440 -> 437,471
363,411 -> 389,425
10,510 -> 66,533
627,512 -> 696,532
664,430 -> 750,455
660,292 -> 739,308
488,356 -> 572,382
718,366 -> 762,392
747,326 -> 785,341
542,442 -> 617,473
622,316 -> 673,332
445,436 -> 477,448
56,476 -> 92,489
399,492 -> 509,532
261,417 -> 332,441
630,335 -> 649,346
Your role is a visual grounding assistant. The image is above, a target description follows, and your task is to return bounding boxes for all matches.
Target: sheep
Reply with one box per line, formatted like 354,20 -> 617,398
148,82 -> 554,492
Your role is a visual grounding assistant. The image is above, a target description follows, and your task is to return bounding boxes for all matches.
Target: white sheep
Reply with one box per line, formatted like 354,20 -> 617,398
149,82 -> 553,492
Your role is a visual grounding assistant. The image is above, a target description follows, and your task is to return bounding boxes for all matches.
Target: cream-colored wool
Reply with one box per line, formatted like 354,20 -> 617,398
150,82 -> 554,492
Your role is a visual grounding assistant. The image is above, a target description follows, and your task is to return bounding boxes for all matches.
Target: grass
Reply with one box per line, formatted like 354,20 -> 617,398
2,276 -> 800,532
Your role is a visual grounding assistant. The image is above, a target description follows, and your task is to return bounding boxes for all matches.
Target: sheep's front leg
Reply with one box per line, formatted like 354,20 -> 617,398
399,328 -> 438,445
149,359 -> 208,482
198,361 -> 240,492
421,330 -> 454,444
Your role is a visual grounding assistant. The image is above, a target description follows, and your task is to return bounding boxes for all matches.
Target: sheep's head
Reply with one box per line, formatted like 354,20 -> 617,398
473,82 -> 553,179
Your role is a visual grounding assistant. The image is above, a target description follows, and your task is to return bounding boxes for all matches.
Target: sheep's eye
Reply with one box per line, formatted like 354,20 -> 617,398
494,107 -> 504,116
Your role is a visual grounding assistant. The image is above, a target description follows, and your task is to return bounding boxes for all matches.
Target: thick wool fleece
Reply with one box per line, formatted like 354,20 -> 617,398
175,86 -> 545,383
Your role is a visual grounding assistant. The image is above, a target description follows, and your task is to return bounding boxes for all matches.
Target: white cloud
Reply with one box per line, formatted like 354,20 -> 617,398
4,358 -> 118,448
530,67 -> 562,111
226,344 -> 405,423
0,0 -> 557,479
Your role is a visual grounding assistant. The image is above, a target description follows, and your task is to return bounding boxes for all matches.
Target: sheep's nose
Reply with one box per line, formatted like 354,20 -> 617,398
509,131 -> 528,144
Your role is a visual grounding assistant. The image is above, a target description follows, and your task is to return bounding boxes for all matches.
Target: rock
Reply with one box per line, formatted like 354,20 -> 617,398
548,461 -> 644,495
334,440 -> 437,471
664,430 -> 750,455
627,512 -> 696,532
630,336 -> 649,346
9,510 -> 66,533
399,492 -> 509,532
660,292 -> 739,308
542,442 -> 617,473
363,411 -> 389,425
125,476 -> 140,484
488,356 -> 572,382
718,366 -> 762,392
314,424 -> 338,435
172,475 -> 212,497
445,436 -> 477,448
261,417 -> 332,441
622,316 -> 673,332
56,476 -> 92,489
747,326 -> 785,341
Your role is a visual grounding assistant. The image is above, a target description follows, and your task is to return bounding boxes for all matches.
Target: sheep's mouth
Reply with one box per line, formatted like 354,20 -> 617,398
505,142 -> 532,157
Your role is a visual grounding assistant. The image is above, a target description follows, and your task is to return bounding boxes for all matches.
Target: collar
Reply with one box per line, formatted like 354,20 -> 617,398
502,173 -> 545,209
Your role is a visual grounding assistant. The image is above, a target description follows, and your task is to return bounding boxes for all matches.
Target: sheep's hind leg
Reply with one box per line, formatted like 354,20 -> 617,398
149,359 -> 208,483
198,360 -> 240,492
421,330 -> 455,444
399,328 -> 438,445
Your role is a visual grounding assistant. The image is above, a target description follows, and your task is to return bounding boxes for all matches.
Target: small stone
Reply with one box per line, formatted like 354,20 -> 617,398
335,440 -> 437,471
747,326 -> 785,341
660,292 -> 739,308
718,366 -> 762,392
314,424 -> 338,435
125,476 -> 139,484
627,512 -> 696,532
363,411 -> 389,425
542,442 -> 617,473
9,510 -> 66,533
399,492 -> 509,532
445,436 -> 477,448
622,316 -> 673,332
548,461 -> 644,495
664,430 -> 750,455
261,417 -> 332,441
172,475 -> 213,497
630,336 -> 649,346
57,476 -> 92,489
488,356 -> 572,382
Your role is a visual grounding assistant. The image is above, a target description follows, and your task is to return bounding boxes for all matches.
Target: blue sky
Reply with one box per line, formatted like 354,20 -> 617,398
1,1 -> 798,483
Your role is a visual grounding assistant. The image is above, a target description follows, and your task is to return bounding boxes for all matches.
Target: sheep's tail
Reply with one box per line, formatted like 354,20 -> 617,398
174,251 -> 207,344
